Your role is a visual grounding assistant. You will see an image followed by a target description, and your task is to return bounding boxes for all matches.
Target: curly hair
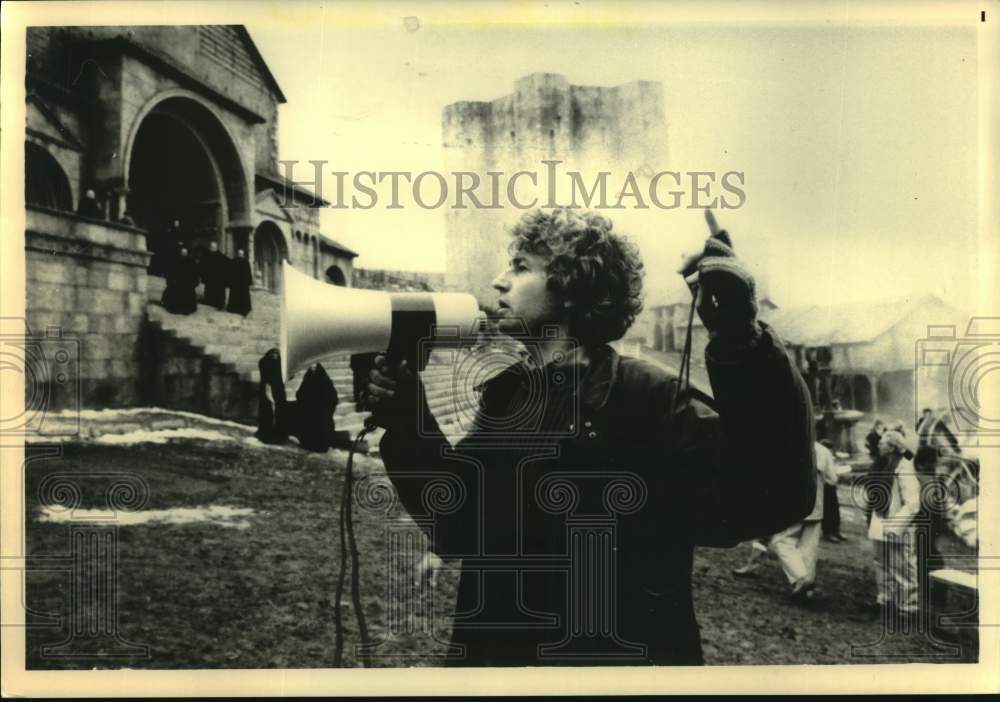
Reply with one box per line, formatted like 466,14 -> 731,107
509,208 -> 644,346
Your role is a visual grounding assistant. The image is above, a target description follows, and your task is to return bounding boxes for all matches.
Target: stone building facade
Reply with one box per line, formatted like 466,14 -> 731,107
442,73 -> 667,306
24,25 -> 356,410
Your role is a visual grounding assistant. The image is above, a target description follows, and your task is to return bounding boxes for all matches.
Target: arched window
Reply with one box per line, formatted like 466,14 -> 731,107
25,142 -> 72,211
253,221 -> 288,293
325,265 -> 347,286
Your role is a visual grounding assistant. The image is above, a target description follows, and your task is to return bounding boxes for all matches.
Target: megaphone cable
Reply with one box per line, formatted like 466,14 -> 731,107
670,295 -> 698,420
332,427 -> 373,668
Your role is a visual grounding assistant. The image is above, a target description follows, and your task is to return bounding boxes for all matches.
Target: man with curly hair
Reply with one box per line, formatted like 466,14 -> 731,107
368,207 -> 815,666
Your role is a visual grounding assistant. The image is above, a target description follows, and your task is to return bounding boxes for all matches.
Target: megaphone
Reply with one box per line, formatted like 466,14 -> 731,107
280,261 -> 482,382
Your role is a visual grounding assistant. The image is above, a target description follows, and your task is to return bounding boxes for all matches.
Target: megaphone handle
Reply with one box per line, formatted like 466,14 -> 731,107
363,348 -> 400,432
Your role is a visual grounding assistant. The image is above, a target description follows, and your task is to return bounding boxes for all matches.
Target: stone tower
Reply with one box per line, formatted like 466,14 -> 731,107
442,73 -> 667,306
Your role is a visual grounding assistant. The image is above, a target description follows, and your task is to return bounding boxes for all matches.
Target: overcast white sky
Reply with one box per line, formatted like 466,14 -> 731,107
247,5 -> 981,311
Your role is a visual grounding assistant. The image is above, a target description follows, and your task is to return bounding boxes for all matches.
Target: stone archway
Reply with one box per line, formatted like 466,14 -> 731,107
126,95 -> 250,261
653,322 -> 664,351
25,142 -> 72,211
253,221 -> 288,293
853,375 -> 873,413
325,265 -> 347,287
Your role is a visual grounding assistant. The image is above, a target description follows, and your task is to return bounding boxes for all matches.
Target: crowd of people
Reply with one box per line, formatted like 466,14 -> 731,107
734,409 -> 977,629
150,220 -> 255,316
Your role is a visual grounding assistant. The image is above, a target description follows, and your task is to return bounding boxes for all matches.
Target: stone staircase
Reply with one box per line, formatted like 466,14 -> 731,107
142,277 -> 482,446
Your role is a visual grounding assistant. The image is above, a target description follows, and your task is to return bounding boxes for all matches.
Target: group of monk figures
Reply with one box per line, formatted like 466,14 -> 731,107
150,221 -> 254,316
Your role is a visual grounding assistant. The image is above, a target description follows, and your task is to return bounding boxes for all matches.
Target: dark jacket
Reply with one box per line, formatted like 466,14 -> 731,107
379,323 -> 815,666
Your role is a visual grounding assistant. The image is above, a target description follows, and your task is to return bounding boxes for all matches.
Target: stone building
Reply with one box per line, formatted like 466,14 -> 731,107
442,73 -> 667,306
763,295 -> 965,420
24,25 -> 357,418
632,290 -> 965,422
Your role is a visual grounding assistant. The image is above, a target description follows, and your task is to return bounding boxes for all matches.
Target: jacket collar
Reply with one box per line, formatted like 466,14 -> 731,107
478,343 -> 620,414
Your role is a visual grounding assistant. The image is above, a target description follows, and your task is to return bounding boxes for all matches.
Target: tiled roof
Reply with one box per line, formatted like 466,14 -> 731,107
760,295 -> 957,346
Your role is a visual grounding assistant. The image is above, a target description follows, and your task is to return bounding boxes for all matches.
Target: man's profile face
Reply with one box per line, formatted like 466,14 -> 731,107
491,250 -> 564,337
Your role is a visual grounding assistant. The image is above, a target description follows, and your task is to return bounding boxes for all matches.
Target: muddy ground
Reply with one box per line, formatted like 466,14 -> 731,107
23,437 -> 975,669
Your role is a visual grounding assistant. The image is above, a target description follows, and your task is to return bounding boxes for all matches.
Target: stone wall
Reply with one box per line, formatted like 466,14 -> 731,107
25,207 -> 150,410
352,268 -> 446,293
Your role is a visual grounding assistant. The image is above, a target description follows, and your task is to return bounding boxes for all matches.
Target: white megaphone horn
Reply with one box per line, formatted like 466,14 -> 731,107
280,261 -> 482,381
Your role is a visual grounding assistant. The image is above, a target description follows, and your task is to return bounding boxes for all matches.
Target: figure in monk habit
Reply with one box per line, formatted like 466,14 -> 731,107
149,219 -> 182,278
200,241 -> 230,310
292,362 -> 339,452
227,248 -> 254,316
256,348 -> 288,445
161,244 -> 199,315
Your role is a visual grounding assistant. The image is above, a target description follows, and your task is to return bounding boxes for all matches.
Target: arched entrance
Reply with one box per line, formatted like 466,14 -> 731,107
325,265 -> 347,287
853,375 -> 873,413
25,142 -> 72,211
253,221 -> 287,293
126,96 -> 249,263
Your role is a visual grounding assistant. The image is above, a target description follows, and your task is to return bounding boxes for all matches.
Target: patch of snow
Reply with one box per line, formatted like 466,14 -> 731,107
46,407 -> 256,433
96,428 -> 237,445
37,504 -> 255,529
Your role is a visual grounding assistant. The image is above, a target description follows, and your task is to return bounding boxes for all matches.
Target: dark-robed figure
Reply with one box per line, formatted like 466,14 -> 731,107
227,248 -> 254,316
256,348 -> 288,444
149,219 -> 182,277
292,363 -> 338,452
200,241 -> 230,310
161,245 -> 199,315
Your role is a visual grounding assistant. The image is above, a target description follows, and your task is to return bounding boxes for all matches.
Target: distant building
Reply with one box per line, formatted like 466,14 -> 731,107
442,73 -> 667,305
24,25 -> 357,411
628,290 -> 963,420
763,295 -> 965,419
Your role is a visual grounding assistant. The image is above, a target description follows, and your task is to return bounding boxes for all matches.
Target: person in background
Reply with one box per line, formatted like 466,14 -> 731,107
862,418 -> 888,526
916,407 -> 961,454
77,188 -> 103,219
819,438 -> 847,543
149,219 -> 181,277
256,348 -> 288,445
913,445 -> 948,611
768,441 -> 838,600
292,362 -> 338,452
866,419 -> 886,459
867,429 -> 921,617
161,244 -> 199,315
200,241 -> 230,311
227,249 -> 254,316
